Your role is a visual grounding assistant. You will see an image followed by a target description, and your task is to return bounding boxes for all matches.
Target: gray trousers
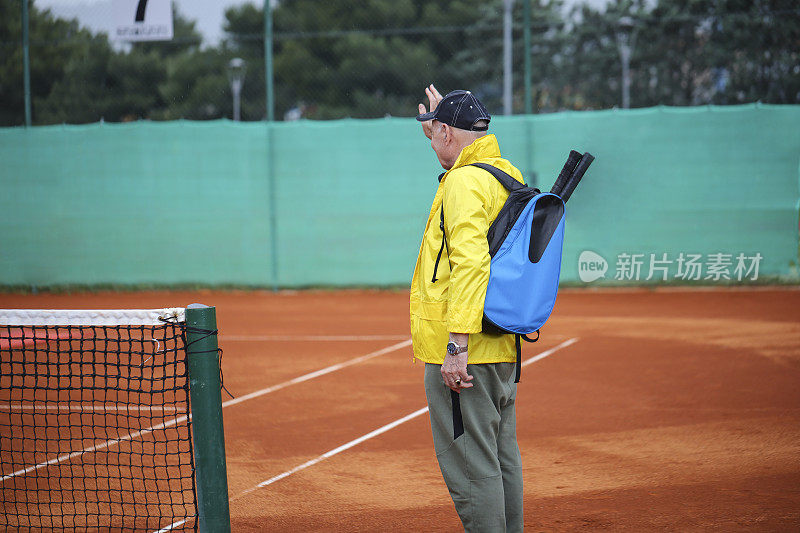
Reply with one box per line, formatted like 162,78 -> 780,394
424,362 -> 523,533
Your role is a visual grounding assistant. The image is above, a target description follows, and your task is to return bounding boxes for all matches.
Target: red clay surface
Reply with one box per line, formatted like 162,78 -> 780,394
1,287 -> 799,532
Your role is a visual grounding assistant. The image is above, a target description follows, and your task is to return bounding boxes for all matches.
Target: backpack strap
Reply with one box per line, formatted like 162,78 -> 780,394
431,164 -> 522,283
450,390 -> 464,440
470,163 -> 526,192
514,330 -> 540,383
522,331 -> 539,343
431,206 -> 449,283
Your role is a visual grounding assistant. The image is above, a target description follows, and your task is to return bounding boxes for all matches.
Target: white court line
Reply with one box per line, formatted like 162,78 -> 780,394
1,339 -> 412,485
154,337 -> 579,533
236,406 -> 431,498
154,518 -> 188,533
235,337 -> 580,496
0,404 -> 180,412
221,334 -> 408,342
221,339 -> 411,408
521,337 -> 579,367
0,414 -> 189,484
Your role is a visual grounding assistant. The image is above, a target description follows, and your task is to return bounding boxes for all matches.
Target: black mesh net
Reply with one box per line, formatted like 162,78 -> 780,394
0,319 -> 197,531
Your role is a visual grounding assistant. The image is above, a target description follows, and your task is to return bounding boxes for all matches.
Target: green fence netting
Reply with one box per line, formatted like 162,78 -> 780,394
1,104 -> 798,288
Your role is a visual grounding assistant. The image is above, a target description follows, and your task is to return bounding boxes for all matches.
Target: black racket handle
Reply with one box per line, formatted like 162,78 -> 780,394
560,152 -> 594,203
550,150 -> 582,197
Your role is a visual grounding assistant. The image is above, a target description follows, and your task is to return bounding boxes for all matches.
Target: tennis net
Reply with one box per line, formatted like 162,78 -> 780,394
0,308 -> 198,531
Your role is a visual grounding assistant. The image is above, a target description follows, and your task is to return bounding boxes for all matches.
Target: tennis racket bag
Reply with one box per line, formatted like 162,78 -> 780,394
432,153 -> 593,383
431,163 -> 566,383
470,163 -> 565,382
475,163 -> 564,332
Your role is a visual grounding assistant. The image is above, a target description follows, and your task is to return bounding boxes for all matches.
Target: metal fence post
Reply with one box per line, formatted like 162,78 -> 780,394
502,0 -> 514,115
22,0 -> 32,126
185,304 -> 231,533
264,0 -> 274,122
523,0 -> 535,186
523,0 -> 532,115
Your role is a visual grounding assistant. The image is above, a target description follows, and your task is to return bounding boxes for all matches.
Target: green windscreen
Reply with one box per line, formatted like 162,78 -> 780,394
1,104 -> 798,287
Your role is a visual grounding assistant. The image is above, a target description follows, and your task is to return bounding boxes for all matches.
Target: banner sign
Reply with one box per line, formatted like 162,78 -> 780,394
113,0 -> 173,41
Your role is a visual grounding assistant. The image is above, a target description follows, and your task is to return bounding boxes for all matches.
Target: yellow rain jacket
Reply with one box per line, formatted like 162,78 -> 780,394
410,134 -> 525,365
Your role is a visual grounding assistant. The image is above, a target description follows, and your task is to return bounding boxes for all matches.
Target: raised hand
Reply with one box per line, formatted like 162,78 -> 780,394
418,84 -> 443,140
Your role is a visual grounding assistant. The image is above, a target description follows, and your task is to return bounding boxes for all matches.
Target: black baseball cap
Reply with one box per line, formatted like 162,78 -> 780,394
416,90 -> 491,131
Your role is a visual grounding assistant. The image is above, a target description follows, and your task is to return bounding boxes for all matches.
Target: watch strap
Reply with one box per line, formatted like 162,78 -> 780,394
447,341 -> 468,355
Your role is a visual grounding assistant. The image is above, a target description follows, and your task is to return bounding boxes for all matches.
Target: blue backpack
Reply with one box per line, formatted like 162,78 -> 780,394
434,153 -> 593,382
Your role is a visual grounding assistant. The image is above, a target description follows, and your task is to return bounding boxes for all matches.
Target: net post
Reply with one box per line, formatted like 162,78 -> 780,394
185,304 -> 231,533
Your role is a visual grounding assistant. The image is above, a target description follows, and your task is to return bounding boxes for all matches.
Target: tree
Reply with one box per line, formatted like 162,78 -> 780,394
559,0 -> 800,109
441,0 -> 568,113
38,6 -> 204,123
3,0 -> 795,126
0,1 -> 107,125
222,0 -> 505,120
695,0 -> 799,104
1,1 -> 210,125
156,47 -> 232,120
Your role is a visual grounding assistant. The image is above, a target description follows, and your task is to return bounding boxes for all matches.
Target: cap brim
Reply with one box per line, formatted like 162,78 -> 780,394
416,111 -> 436,122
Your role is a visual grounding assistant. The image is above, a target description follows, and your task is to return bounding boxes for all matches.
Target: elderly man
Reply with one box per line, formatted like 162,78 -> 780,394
411,85 -> 526,532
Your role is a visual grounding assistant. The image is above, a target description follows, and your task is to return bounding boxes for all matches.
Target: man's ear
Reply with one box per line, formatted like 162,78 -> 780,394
442,123 -> 453,144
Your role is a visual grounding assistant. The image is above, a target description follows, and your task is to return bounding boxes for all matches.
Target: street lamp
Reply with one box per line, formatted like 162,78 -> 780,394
228,57 -> 246,121
616,16 -> 636,109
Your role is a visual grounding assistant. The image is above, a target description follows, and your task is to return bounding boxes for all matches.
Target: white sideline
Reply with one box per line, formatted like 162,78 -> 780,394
236,338 -> 580,495
0,339 -> 412,484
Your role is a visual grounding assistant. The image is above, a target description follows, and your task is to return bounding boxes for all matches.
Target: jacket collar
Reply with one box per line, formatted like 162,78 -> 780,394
441,134 -> 501,181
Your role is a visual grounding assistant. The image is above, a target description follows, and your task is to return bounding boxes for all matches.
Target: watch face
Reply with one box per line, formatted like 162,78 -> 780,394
446,342 -> 458,355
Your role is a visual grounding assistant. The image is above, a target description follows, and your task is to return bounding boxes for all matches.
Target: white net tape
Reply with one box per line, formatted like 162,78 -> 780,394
0,308 -> 185,326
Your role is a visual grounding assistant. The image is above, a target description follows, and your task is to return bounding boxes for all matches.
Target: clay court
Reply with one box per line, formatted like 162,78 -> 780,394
1,286 -> 798,531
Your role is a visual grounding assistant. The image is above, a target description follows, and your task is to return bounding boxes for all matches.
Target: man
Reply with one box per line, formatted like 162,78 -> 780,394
411,84 -> 525,532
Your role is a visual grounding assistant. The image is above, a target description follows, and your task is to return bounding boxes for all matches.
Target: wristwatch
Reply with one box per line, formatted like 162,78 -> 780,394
446,341 -> 468,356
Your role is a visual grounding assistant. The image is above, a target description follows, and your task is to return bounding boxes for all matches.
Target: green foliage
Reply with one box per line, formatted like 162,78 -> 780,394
1,1 -> 206,125
156,48 -> 231,120
563,0 -> 800,108
222,0 -> 479,119
0,1 -> 104,125
0,2 -> 26,125
1,0 -> 797,126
